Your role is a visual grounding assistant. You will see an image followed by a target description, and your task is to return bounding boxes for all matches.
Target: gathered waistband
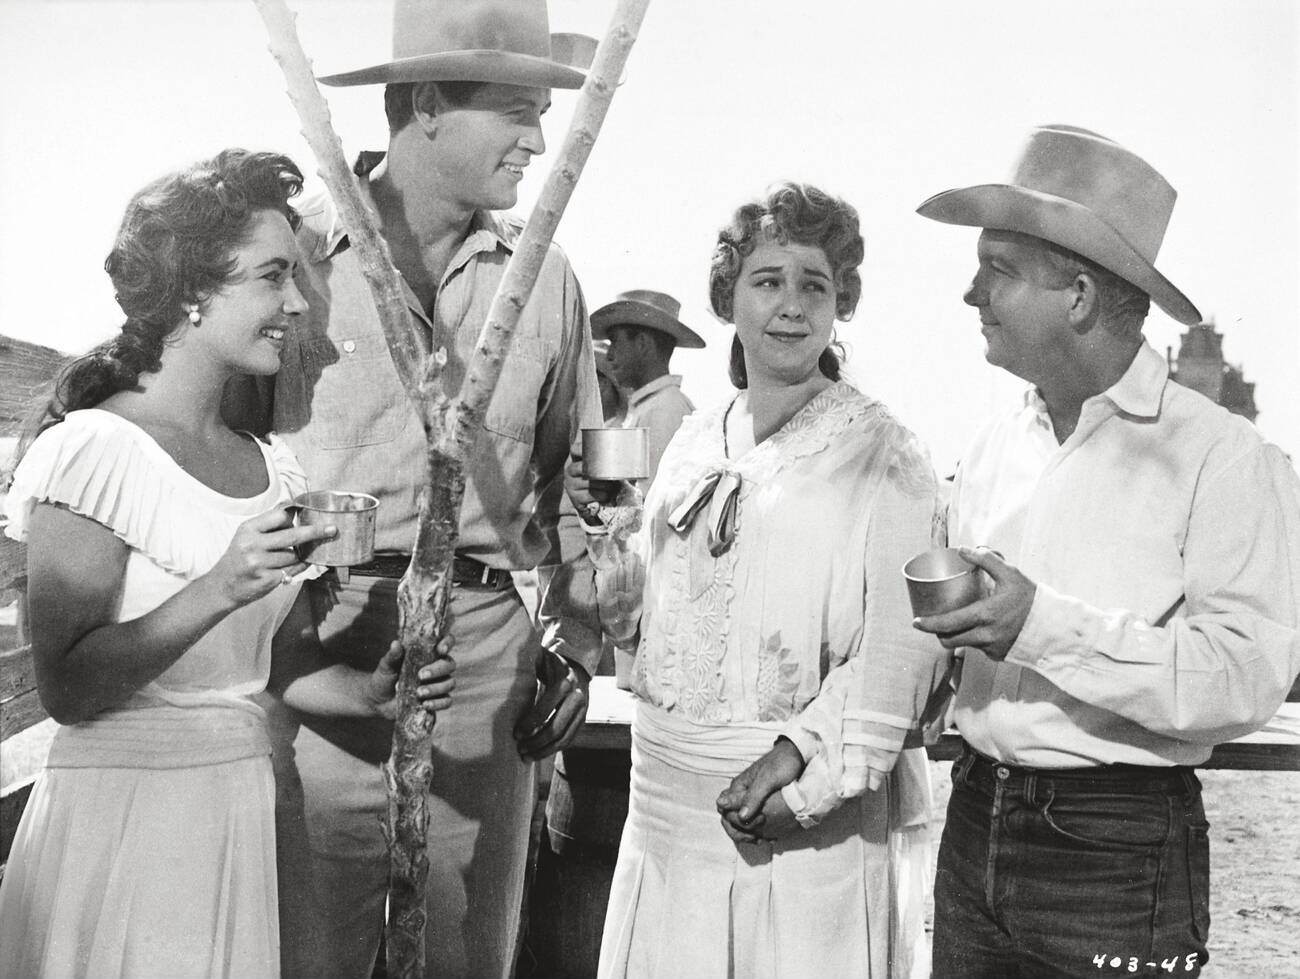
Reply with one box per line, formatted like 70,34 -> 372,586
47,700 -> 271,770
953,742 -> 1199,797
633,702 -> 783,778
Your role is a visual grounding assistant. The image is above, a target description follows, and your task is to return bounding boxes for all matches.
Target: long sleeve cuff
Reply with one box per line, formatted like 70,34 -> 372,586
780,754 -> 832,829
778,708 -> 913,827
1006,582 -> 1095,670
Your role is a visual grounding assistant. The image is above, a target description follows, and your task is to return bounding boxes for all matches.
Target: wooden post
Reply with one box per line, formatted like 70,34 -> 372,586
254,1 -> 652,975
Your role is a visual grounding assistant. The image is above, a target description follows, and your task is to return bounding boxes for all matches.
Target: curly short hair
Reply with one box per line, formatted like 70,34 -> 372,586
709,182 -> 864,322
708,182 -> 864,387
45,148 -> 303,424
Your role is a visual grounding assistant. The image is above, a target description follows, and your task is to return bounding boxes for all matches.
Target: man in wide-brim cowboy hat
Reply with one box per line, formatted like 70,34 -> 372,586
591,289 -> 705,485
912,124 -> 1300,978
225,2 -> 608,976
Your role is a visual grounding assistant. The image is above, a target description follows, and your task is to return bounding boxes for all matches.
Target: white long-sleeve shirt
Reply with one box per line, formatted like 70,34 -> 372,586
948,341 -> 1300,768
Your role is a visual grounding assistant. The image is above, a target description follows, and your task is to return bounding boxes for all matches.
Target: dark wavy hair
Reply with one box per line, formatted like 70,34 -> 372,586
20,149 -> 303,453
708,182 -> 864,388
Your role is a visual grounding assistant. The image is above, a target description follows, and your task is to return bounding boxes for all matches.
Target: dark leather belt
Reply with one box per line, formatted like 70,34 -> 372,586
347,553 -> 514,590
955,742 -> 1197,796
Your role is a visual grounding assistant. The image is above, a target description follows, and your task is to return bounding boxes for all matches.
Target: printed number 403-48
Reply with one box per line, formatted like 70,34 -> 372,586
1092,953 -> 1201,973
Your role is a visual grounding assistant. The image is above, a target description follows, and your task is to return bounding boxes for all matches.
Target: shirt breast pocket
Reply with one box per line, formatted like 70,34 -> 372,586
483,336 -> 547,444
297,333 -> 410,449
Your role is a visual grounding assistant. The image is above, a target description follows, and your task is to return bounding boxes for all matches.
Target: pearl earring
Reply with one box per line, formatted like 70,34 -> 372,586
187,304 -> 201,326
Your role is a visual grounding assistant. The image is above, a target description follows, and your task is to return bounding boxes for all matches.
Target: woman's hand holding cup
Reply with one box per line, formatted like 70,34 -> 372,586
202,507 -> 336,609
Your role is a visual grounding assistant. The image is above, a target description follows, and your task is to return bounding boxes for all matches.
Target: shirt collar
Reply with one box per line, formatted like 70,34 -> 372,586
1023,340 -> 1167,421
1099,341 -> 1167,419
325,152 -> 519,263
628,374 -> 683,407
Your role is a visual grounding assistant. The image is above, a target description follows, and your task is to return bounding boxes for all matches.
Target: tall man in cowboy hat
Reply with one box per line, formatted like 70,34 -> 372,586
914,125 -> 1300,978
226,2 -> 606,976
591,289 -> 706,486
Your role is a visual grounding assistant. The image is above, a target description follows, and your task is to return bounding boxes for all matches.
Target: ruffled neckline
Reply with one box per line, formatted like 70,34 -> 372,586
668,381 -> 882,486
78,409 -> 280,505
3,410 -> 310,578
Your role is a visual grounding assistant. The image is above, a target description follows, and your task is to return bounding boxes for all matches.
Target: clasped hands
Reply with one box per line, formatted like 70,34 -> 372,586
910,545 -> 1037,660
716,737 -> 805,845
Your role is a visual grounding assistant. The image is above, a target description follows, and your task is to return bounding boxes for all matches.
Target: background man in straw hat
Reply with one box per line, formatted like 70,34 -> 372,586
912,125 -> 1300,978
225,2 -> 606,976
591,289 -> 705,488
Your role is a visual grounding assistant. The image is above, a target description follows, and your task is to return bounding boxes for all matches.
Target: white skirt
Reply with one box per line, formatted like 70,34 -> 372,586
0,755 -> 278,979
598,705 -> 931,979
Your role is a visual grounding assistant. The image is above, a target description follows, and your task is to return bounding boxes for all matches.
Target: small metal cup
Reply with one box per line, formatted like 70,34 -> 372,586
290,490 -> 378,566
903,547 -> 985,617
582,427 -> 650,481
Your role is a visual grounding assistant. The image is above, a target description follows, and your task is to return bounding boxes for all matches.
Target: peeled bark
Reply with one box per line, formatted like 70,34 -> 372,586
255,1 -> 652,975
252,0 -> 429,405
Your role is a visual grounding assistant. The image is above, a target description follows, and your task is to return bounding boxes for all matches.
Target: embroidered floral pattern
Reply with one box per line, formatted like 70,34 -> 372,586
628,380 -> 944,826
755,631 -> 802,722
635,383 -> 937,729
636,384 -> 875,724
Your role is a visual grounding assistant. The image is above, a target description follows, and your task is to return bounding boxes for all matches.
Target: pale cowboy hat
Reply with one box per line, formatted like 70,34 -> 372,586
916,124 -> 1201,326
590,290 -> 707,349
317,0 -> 597,90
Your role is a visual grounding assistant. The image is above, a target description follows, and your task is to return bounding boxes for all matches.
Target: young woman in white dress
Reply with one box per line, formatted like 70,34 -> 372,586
0,149 -> 453,979
575,183 -> 952,978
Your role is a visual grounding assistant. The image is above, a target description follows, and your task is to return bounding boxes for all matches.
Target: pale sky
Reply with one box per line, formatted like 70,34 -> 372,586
1,0 -> 1296,473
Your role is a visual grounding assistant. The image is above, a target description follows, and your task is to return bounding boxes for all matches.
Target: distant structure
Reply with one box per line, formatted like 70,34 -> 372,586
1167,318 -> 1257,422
0,334 -> 70,436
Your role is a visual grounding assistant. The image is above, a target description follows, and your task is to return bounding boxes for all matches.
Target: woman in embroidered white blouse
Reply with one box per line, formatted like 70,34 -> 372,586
578,183 -> 952,978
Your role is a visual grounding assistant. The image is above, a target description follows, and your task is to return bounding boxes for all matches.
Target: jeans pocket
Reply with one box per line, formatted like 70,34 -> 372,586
1185,818 -> 1211,943
1039,789 -> 1172,850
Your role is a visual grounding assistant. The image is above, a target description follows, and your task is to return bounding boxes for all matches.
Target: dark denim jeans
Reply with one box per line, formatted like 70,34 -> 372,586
932,746 -> 1210,979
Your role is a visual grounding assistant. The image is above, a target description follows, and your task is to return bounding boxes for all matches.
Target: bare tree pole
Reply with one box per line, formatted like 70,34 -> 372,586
386,6 -> 652,973
252,0 -> 428,404
255,1 -> 652,975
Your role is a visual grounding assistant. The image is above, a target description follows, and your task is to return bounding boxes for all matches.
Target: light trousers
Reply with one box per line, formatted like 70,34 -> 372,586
272,575 -> 539,979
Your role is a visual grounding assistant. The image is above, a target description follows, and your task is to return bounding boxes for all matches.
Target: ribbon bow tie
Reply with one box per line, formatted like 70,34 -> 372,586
667,469 -> 743,557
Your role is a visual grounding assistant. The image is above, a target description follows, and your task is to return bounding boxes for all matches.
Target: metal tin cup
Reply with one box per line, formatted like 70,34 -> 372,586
289,491 -> 379,566
582,427 -> 650,481
902,547 -> 985,618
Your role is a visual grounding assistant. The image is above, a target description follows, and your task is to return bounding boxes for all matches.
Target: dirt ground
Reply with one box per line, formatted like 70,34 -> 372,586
925,762 -> 1300,978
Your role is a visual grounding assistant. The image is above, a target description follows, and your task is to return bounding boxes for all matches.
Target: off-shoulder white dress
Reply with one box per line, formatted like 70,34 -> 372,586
0,409 -> 310,979
598,382 -> 950,979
